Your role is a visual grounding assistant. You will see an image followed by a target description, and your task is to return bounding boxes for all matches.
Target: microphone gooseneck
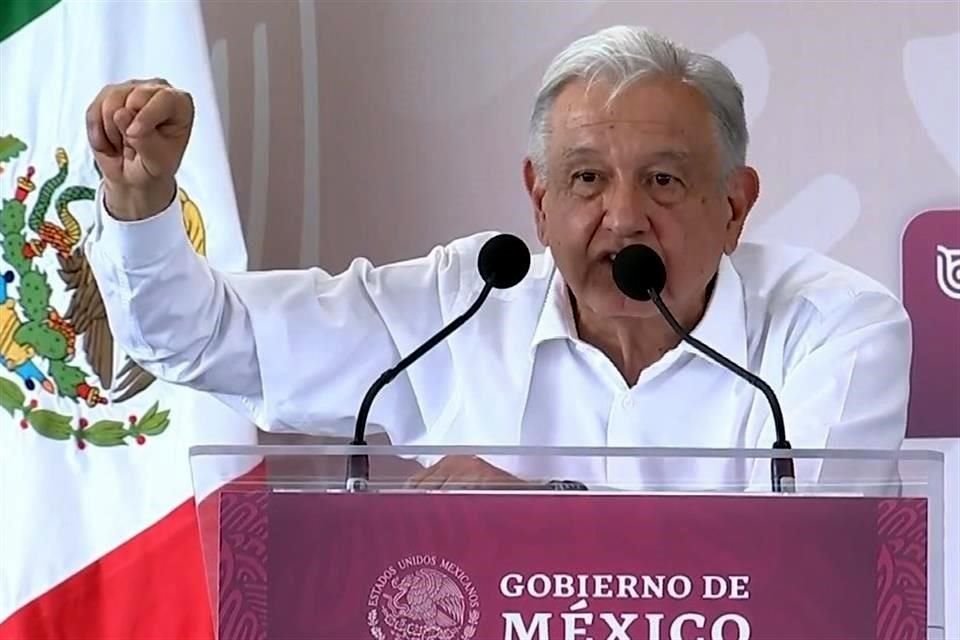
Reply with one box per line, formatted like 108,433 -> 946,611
612,244 -> 796,493
346,233 -> 531,491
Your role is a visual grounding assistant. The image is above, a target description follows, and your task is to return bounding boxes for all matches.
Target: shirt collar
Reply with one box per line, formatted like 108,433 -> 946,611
530,252 -> 749,371
679,254 -> 749,370
529,251 -> 578,350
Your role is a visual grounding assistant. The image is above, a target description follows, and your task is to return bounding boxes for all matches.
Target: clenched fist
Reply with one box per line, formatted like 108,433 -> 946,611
86,78 -> 194,220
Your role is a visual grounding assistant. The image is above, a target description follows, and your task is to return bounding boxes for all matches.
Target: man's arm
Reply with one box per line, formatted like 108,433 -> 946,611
85,79 -> 270,403
85,187 -> 263,398
83,79 -> 452,438
752,289 -> 913,489
85,180 -> 464,439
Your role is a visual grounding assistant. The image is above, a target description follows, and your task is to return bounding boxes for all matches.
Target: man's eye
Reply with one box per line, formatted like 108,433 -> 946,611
574,171 -> 600,184
653,173 -> 675,186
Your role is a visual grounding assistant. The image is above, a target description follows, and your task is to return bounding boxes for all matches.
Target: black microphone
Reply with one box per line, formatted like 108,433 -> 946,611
611,244 -> 796,493
345,233 -> 531,491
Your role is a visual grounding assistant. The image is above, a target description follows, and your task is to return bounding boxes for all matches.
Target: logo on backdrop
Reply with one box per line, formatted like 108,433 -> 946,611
936,244 -> 960,300
367,554 -> 481,640
902,209 -> 960,438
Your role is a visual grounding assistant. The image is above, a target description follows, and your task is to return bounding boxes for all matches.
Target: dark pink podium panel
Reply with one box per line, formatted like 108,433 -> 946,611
216,492 -> 926,640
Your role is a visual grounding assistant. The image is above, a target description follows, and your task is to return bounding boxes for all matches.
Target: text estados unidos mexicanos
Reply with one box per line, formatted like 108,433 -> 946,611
499,573 -> 752,640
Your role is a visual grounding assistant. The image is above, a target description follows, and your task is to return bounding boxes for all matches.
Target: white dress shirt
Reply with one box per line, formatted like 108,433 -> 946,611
84,192 -> 912,490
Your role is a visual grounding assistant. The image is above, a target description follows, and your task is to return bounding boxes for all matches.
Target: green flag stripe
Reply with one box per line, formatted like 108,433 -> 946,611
0,0 -> 62,43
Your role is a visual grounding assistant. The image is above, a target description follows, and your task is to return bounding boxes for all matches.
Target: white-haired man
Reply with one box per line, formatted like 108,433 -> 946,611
83,26 -> 911,489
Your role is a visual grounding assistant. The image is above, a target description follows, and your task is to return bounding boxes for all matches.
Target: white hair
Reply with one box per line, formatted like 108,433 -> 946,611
528,25 -> 748,178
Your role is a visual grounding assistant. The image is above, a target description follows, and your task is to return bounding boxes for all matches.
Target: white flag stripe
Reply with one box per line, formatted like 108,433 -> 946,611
0,0 -> 257,621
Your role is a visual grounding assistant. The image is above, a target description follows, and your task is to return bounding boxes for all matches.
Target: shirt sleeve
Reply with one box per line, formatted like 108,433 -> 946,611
84,184 -> 466,441
754,289 -> 913,492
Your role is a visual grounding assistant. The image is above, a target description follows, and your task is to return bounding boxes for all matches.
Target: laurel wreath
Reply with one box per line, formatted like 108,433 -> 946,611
0,377 -> 169,448
367,604 -> 479,640
462,610 -> 480,640
367,609 -> 385,640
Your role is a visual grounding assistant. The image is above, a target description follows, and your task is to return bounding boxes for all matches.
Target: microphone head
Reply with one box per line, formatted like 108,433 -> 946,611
611,244 -> 667,301
478,233 -> 531,289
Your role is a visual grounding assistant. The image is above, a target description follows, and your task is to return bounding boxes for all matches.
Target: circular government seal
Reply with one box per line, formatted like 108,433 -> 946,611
367,555 -> 481,640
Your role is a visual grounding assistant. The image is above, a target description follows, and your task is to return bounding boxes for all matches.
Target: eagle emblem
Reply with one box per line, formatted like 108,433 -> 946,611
0,137 -> 206,447
368,559 -> 480,640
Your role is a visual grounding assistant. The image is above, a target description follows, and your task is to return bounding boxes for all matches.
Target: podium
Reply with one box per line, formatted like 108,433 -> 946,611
188,445 -> 946,640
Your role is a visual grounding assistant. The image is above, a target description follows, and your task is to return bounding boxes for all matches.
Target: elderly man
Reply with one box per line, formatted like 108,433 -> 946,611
83,26 -> 910,490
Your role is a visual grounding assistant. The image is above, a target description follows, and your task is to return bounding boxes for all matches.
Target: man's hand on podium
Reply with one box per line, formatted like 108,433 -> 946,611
406,455 -> 528,491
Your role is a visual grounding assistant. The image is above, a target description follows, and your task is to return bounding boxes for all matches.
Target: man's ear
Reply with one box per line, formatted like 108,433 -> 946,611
723,166 -> 760,254
524,158 -> 549,246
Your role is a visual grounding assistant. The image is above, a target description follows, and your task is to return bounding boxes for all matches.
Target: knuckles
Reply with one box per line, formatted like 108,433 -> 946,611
96,79 -> 193,109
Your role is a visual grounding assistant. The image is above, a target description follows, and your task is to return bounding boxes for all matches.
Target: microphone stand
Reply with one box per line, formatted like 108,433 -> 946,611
648,288 -> 796,493
345,281 -> 495,492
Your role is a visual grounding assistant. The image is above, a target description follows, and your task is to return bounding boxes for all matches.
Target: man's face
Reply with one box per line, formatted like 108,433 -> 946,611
524,77 -> 758,321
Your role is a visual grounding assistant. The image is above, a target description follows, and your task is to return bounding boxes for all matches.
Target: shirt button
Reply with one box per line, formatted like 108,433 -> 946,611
621,396 -> 633,409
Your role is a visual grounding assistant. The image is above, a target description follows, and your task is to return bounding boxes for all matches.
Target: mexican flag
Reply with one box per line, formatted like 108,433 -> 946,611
0,1 -> 259,638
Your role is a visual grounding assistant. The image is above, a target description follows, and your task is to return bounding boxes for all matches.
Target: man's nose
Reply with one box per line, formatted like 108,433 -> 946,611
601,180 -> 652,237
